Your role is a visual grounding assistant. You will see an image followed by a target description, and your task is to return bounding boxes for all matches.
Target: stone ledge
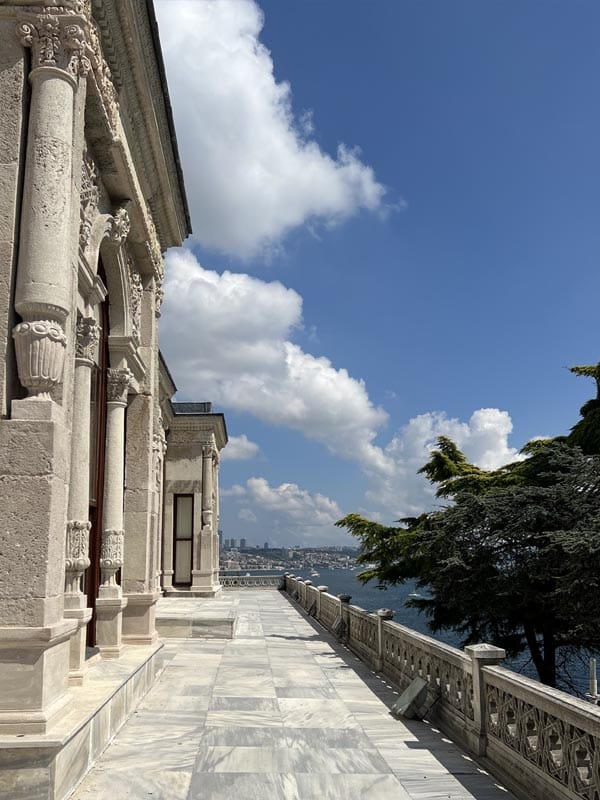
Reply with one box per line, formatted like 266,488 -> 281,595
0,641 -> 163,800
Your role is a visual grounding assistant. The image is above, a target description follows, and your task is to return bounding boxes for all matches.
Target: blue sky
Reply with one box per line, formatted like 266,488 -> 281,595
156,0 -> 600,546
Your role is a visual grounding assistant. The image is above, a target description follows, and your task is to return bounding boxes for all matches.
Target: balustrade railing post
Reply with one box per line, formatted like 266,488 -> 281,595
376,608 -> 395,672
317,585 -> 328,622
465,644 -> 506,756
334,594 -> 351,642
304,580 -> 313,610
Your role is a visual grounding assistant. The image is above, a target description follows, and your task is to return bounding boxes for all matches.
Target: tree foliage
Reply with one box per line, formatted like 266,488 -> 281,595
336,364 -> 600,688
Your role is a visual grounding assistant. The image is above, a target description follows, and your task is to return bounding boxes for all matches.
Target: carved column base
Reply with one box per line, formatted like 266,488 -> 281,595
100,528 -> 124,598
122,592 -> 160,645
95,597 -> 128,659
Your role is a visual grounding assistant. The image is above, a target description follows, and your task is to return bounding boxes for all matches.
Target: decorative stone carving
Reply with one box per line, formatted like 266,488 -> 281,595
75,316 -> 99,363
100,528 -> 124,587
12,319 -> 67,398
144,207 -> 164,281
109,206 -> 130,246
154,283 -> 164,319
85,17 -> 120,134
16,9 -> 91,82
106,367 -> 132,405
128,261 -> 143,347
79,147 -> 100,250
65,519 -> 91,594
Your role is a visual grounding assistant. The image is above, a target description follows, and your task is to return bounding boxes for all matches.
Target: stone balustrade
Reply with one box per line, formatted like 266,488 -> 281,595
284,574 -> 600,800
219,574 -> 283,588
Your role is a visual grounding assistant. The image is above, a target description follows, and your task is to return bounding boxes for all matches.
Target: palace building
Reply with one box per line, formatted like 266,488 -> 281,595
0,1 -> 225,794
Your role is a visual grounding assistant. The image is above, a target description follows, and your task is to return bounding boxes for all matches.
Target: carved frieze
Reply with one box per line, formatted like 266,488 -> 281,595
75,315 -> 99,363
12,319 -> 67,398
106,367 -> 132,404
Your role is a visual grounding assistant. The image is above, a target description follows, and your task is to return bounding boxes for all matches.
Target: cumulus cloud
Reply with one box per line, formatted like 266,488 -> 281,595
224,477 -> 344,544
367,408 -> 522,520
160,249 -> 391,473
221,434 -> 260,461
155,0 -> 385,257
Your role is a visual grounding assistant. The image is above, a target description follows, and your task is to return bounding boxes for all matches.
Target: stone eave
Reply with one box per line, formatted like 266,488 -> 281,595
92,0 -> 191,249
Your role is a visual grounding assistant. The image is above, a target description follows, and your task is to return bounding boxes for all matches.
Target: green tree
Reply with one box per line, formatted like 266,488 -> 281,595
567,362 -> 600,454
337,442 -> 600,687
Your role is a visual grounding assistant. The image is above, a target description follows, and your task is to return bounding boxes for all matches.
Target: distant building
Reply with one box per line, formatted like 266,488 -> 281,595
240,538 -> 247,549
264,541 -> 269,549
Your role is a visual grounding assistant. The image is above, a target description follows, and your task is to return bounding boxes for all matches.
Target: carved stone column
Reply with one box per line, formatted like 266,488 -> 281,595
95,367 -> 131,658
12,7 -> 91,404
64,316 -> 98,683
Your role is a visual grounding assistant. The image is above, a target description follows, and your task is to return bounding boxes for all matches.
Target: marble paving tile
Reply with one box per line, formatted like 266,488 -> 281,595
205,709 -> 283,728
72,768 -> 192,800
209,696 -> 279,712
276,684 -> 338,698
284,727 -> 374,749
197,726 -> 291,748
278,698 -> 360,729
188,771 -> 299,800
285,745 -> 391,774
295,772 -> 411,800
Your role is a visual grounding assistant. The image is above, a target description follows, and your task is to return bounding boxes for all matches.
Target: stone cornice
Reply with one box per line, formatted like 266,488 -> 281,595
90,0 -> 190,249
169,413 -> 228,451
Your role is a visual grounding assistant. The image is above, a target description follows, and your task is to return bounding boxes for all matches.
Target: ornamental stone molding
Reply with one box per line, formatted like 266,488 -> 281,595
75,315 -> 99,363
106,367 -> 132,405
108,206 -> 130,246
16,5 -> 119,134
65,519 -> 91,594
16,8 -> 91,84
12,319 -> 67,398
144,207 -> 164,281
128,260 -> 142,347
154,283 -> 164,319
79,148 -> 100,250
65,519 -> 91,572
100,528 -> 124,587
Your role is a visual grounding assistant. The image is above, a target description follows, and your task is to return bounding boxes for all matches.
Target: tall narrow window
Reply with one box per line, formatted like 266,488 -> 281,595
174,494 -> 193,585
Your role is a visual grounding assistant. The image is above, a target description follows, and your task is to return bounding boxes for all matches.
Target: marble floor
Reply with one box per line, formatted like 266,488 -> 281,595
71,590 -> 515,800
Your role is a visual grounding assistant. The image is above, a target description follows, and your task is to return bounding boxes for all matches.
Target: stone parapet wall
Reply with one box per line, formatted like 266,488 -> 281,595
284,574 -> 600,800
220,575 -> 283,589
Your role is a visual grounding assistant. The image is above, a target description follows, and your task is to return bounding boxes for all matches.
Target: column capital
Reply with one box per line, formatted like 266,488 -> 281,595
16,7 -> 92,86
75,315 -> 98,365
106,367 -> 132,405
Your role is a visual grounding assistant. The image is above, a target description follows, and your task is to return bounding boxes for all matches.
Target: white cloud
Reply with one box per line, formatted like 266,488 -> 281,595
367,408 -> 522,520
221,434 -> 260,461
160,249 -> 391,474
238,507 -> 258,523
223,476 -> 346,545
246,477 -> 342,527
155,0 -> 385,258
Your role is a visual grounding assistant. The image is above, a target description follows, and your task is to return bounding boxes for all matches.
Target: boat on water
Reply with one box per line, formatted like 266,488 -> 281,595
310,570 -> 320,577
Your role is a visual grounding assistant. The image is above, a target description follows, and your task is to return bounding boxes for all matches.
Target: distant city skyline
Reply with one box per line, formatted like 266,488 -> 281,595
157,0 -> 600,546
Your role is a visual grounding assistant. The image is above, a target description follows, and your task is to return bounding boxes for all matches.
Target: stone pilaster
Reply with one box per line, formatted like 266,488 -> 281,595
122,393 -> 159,645
191,442 -> 221,595
63,317 -> 98,683
95,367 -> 130,657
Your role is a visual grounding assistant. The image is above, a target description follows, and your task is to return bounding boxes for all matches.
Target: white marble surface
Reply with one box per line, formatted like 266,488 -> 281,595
72,591 -> 515,800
